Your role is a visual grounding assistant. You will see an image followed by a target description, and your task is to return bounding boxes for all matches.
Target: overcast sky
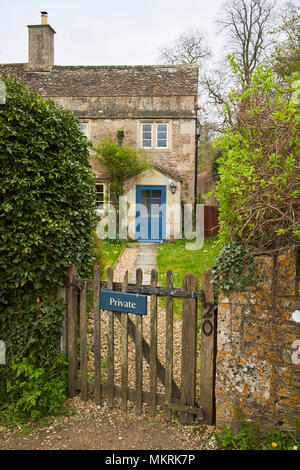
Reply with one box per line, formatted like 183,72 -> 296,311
0,0 -> 288,66
0,0 -> 233,66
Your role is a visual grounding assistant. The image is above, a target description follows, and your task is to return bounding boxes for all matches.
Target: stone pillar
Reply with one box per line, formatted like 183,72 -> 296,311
215,249 -> 300,431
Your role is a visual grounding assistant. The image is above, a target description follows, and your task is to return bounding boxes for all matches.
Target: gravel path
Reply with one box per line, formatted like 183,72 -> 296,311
0,397 -> 219,450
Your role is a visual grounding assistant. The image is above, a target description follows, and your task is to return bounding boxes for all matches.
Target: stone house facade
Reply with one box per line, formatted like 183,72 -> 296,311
0,13 -> 199,241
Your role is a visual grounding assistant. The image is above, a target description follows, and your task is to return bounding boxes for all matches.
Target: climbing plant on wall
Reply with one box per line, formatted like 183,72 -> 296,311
91,133 -> 152,206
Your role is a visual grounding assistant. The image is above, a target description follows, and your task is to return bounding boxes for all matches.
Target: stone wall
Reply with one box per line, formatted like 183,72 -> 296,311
215,248 -> 300,431
50,95 -> 196,119
80,116 -> 195,203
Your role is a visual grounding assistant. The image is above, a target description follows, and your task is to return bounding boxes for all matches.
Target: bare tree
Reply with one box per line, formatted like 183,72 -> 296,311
157,1 -> 277,129
269,1 -> 300,78
158,28 -> 211,65
198,0 -> 277,128
217,0 -> 276,84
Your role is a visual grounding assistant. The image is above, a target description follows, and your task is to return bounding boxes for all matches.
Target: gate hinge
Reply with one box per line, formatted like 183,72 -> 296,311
198,289 -> 205,301
72,280 -> 85,293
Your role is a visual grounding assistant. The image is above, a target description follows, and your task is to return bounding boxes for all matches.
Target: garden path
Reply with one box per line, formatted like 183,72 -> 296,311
128,243 -> 158,284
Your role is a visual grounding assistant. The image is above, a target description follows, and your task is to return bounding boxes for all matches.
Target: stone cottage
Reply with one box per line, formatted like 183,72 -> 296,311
0,12 -> 199,241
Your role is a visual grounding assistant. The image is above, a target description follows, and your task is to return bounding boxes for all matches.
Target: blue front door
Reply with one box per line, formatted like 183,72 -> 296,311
136,185 -> 166,242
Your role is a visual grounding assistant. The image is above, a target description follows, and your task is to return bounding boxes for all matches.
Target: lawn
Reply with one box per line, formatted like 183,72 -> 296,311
101,239 -> 128,279
156,237 -> 220,318
157,237 -> 220,288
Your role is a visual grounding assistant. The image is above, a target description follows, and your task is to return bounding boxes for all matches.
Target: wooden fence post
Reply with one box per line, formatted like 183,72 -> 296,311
107,266 -> 114,408
200,269 -> 217,425
121,271 -> 129,411
80,281 -> 88,401
93,265 -> 102,406
67,266 -> 78,398
180,273 -> 198,424
150,268 -> 158,416
135,268 -> 143,415
165,270 -> 174,422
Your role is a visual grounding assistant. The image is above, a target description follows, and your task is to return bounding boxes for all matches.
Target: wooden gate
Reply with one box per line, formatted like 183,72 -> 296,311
59,266 -> 216,425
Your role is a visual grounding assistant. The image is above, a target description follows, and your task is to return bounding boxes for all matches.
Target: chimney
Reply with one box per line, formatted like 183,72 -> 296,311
27,12 -> 56,71
41,11 -> 48,25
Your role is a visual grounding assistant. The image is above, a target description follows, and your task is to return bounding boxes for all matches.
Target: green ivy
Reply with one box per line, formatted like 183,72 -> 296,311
0,74 -> 98,419
212,243 -> 259,297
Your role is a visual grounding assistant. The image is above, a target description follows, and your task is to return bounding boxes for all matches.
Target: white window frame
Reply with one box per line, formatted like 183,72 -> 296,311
79,121 -> 89,138
95,182 -> 105,207
156,123 -> 168,149
140,122 -> 169,149
141,123 -> 153,149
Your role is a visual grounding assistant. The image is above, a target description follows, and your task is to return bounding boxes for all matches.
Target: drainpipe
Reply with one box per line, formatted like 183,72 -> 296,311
194,112 -> 200,222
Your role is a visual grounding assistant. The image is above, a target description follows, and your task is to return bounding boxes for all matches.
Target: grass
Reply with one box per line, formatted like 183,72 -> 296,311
87,238 -> 128,312
157,237 -> 219,288
215,421 -> 300,450
101,239 -> 128,279
156,237 -> 220,318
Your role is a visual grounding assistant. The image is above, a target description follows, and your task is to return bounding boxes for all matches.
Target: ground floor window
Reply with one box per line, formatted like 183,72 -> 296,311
95,183 -> 105,207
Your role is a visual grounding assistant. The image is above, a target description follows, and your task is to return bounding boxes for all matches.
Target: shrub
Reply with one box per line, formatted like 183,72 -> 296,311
211,148 -> 223,182
1,354 -> 68,425
87,230 -> 106,277
0,75 -> 97,419
214,64 -> 300,251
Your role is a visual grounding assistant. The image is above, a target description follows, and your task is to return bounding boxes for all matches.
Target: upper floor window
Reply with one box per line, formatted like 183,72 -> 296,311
141,122 -> 169,149
156,123 -> 167,148
79,121 -> 88,137
142,123 -> 153,148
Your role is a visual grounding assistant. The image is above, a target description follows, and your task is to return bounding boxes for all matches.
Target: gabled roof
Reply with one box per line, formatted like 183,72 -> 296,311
89,159 -> 183,183
0,63 -> 198,97
152,163 -> 183,182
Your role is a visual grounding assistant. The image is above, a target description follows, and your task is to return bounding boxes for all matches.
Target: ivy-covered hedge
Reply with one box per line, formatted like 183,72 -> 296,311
0,75 -> 97,421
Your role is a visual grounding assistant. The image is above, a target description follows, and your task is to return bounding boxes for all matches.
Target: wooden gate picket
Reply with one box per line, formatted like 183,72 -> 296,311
149,268 -> 158,416
79,280 -> 87,402
180,273 -> 198,425
121,270 -> 129,411
93,265 -> 101,406
164,270 -> 173,422
63,264 -> 217,425
106,267 -> 114,408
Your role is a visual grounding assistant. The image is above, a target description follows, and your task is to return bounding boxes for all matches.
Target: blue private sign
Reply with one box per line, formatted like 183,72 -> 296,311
100,290 -> 147,315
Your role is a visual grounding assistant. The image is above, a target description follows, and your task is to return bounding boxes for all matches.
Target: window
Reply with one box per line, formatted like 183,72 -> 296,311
156,123 -> 168,148
141,123 -> 169,149
79,121 -> 88,137
142,123 -> 153,148
95,183 -> 104,207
